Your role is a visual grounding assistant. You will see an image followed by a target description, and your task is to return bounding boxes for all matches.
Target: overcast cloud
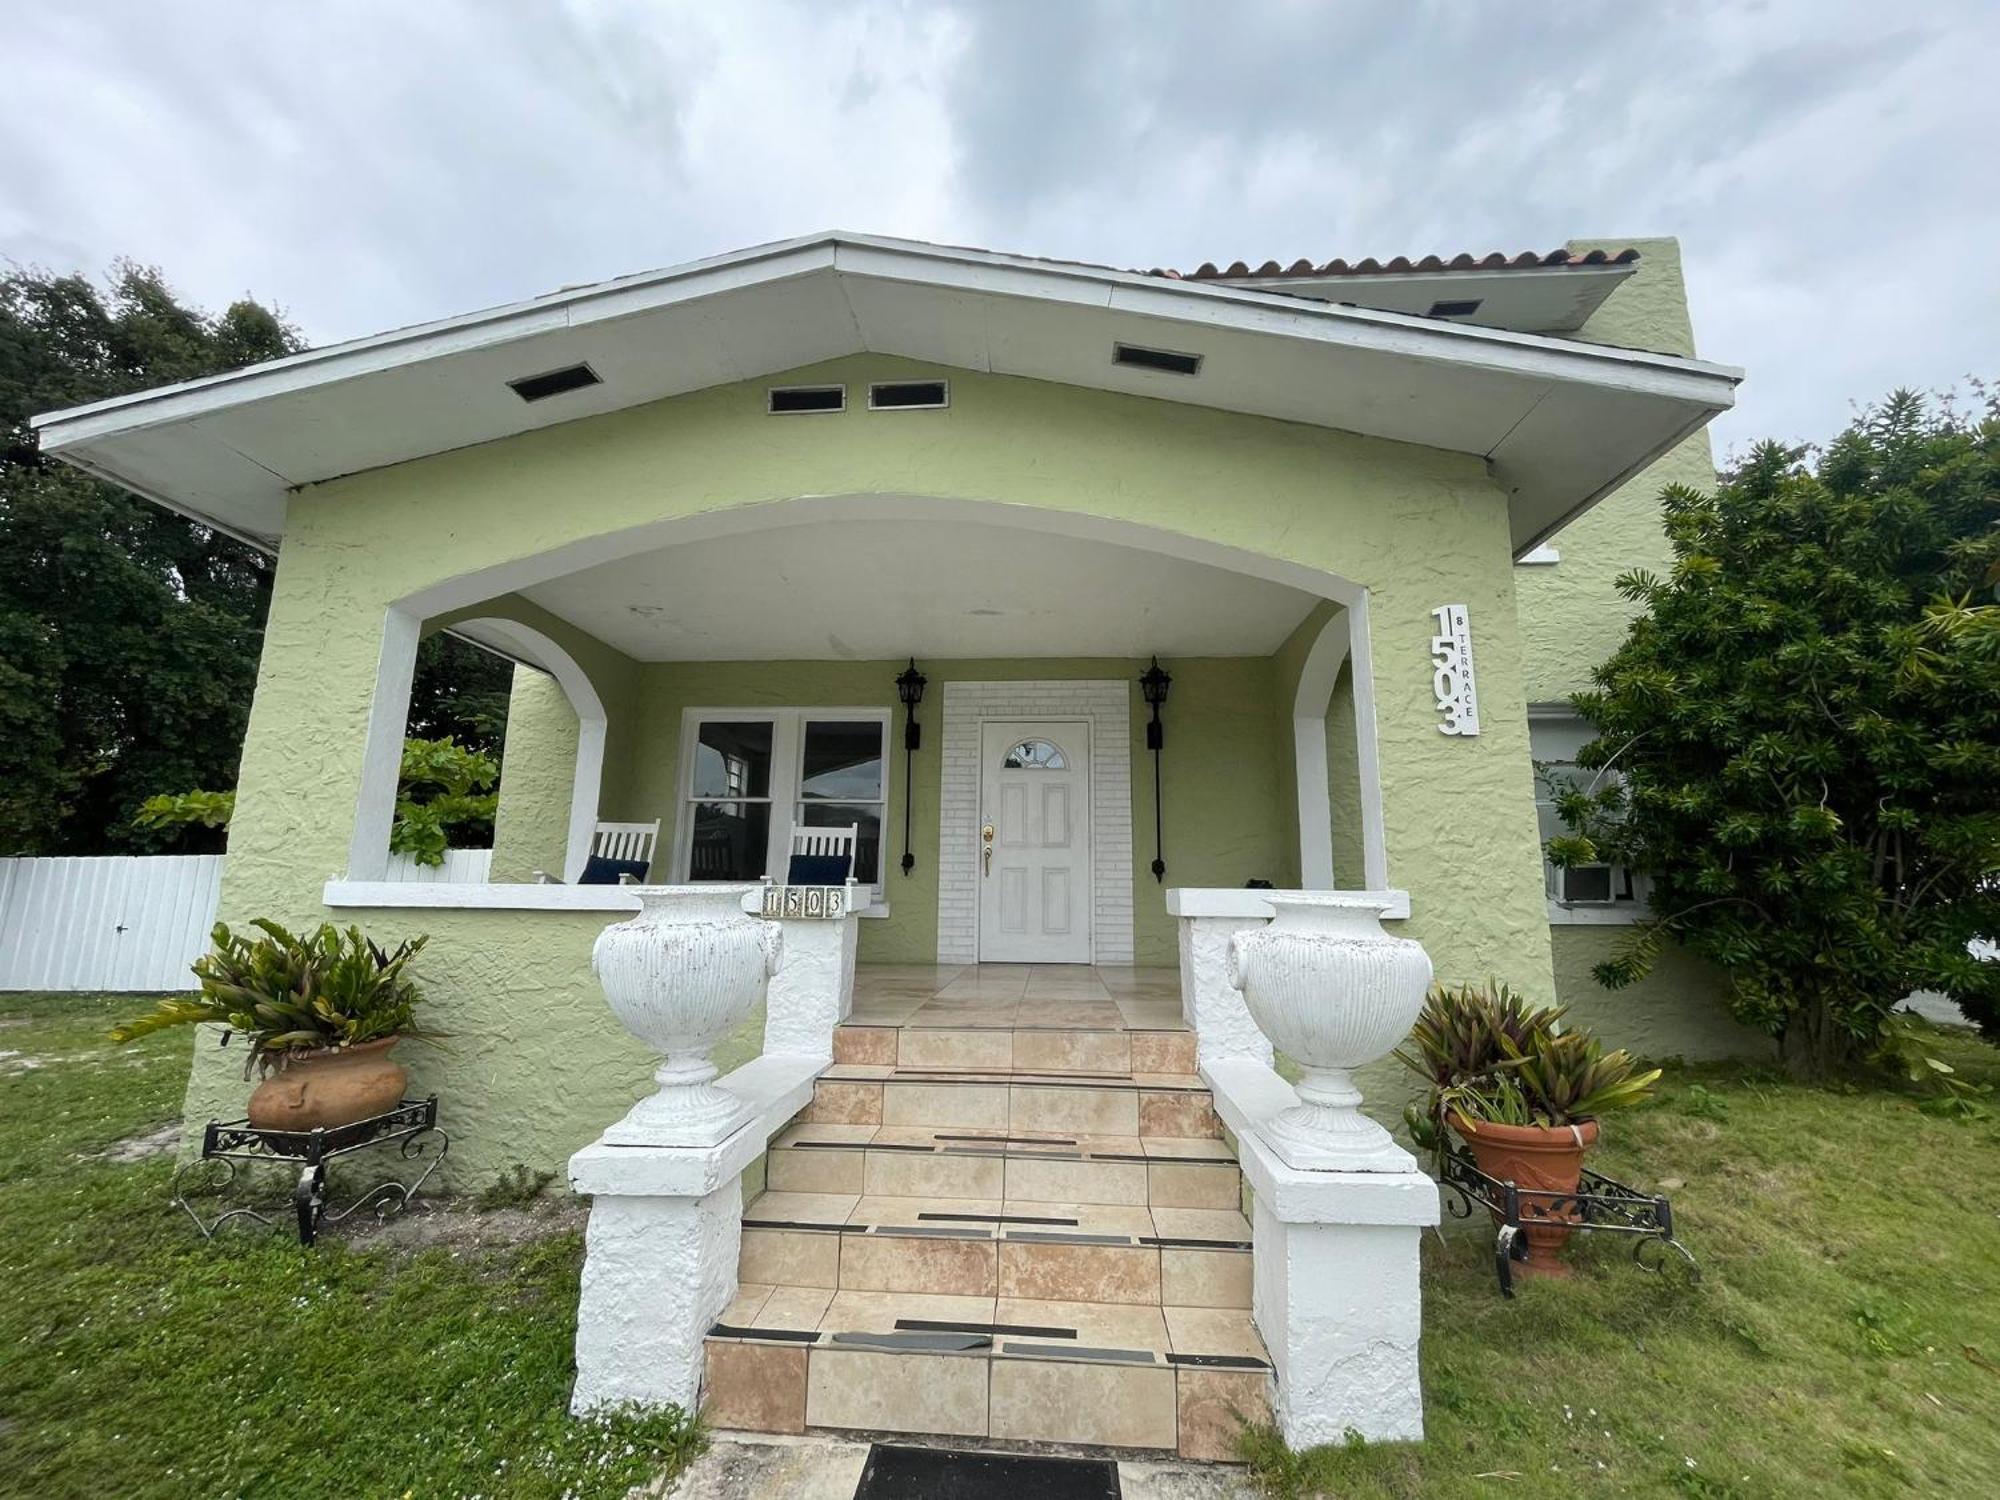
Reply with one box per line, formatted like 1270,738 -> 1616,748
3,0 -> 1993,455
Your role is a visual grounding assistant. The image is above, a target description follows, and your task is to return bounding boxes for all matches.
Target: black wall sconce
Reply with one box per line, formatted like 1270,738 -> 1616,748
895,658 -> 928,875
1139,656 -> 1172,881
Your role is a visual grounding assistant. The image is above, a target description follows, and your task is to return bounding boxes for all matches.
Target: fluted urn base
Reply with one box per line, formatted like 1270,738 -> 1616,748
1259,1065 -> 1417,1173
602,1055 -> 756,1147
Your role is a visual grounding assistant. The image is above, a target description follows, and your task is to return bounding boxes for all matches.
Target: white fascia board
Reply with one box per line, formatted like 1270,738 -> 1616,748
33,232 -> 1740,458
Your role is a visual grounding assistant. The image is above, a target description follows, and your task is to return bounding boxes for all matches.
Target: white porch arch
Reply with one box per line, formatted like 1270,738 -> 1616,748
347,615 -> 607,884
345,491 -> 1389,893
1291,609 -> 1390,891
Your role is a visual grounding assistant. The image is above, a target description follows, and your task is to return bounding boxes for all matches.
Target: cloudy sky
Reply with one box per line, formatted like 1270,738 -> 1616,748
4,0 -> 1993,456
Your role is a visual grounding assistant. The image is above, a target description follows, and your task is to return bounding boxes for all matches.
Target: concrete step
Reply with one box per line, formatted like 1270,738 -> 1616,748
700,1285 -> 1272,1459
835,1022 -> 1196,1076
807,1065 -> 1224,1139
766,1122 -> 1243,1209
737,1190 -> 1254,1307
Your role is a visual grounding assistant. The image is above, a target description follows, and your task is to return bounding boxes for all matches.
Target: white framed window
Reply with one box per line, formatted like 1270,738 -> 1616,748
674,707 -> 892,897
1530,710 -> 1644,924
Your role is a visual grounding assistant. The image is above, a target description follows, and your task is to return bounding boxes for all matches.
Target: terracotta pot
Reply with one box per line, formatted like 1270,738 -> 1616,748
1450,1112 -> 1600,1276
247,1037 -> 407,1136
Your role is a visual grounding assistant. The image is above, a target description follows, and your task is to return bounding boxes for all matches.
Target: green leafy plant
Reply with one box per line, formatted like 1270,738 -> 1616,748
135,735 -> 498,866
475,1162 -> 558,1211
1547,388 -> 2000,1076
110,919 -> 429,1076
1397,980 -> 1660,1153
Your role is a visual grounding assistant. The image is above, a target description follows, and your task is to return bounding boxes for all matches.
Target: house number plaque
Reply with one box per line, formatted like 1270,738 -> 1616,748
1430,603 -> 1480,736
759,884 -> 848,920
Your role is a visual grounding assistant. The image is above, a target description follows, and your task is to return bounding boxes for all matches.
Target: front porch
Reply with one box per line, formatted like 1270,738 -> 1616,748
845,962 -> 1185,1031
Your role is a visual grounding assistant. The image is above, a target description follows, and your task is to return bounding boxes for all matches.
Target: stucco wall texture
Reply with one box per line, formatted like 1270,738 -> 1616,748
189,350 -> 1567,1183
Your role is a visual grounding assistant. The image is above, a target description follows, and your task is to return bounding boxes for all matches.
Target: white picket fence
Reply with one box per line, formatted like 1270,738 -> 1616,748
0,848 -> 492,992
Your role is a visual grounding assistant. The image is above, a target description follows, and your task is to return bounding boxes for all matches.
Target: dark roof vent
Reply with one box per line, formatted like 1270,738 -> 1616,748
507,363 -> 601,402
1114,343 -> 1201,376
869,380 -> 949,410
1426,299 -> 1483,319
769,385 -> 846,414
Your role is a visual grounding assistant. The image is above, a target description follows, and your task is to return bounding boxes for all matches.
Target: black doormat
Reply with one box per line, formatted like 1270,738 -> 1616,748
852,1444 -> 1120,1499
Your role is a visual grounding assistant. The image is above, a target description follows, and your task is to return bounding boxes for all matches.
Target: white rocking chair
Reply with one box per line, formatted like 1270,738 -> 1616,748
534,819 -> 661,885
784,823 -> 858,886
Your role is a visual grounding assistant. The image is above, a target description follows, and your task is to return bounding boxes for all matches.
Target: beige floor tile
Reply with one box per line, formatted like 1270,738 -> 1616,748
1011,1030 -> 1132,1074
1163,1305 -> 1267,1359
740,1228 -> 841,1288
1158,1248 -> 1253,1309
774,1122 -> 880,1147
995,1296 -> 1169,1351
847,1194 -> 1003,1229
1004,1154 -> 1149,1206
818,1290 -> 996,1333
1011,1084 -> 1139,1136
907,1006 -> 1018,1029
808,1081 -> 884,1125
1001,1200 -> 1157,1238
1131,1073 -> 1205,1089
997,1240 -> 1160,1304
839,1232 -> 997,1296
898,1028 -> 1014,1071
1129,1032 -> 1197,1073
719,1282 -> 774,1325
1139,1136 -> 1234,1160
1176,1366 -> 1271,1461
832,1026 -> 900,1065
883,1081 -> 1011,1129
989,1358 -> 1177,1448
864,1148 -> 1005,1201
754,1285 -> 836,1330
768,1146 -> 866,1195
703,1339 -> 807,1434
745,1191 -> 858,1226
1138,1090 -> 1220,1138
1149,1207 -> 1252,1242
1146,1161 -> 1241,1210
820,1063 -> 897,1080
806,1347 -> 989,1436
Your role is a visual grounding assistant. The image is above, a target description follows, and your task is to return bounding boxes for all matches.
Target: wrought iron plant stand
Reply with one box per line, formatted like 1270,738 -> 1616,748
171,1097 -> 447,1246
1437,1139 -> 1699,1298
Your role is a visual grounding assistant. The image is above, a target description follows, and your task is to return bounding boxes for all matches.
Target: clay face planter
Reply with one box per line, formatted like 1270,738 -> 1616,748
246,1036 -> 407,1135
1450,1113 -> 1600,1274
593,884 -> 781,1146
1226,891 -> 1433,1172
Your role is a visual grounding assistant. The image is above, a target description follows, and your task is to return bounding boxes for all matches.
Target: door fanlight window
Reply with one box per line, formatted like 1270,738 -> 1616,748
1002,739 -> 1067,770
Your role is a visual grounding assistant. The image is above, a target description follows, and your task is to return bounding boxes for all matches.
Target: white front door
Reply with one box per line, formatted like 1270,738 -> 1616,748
978,721 -> 1091,963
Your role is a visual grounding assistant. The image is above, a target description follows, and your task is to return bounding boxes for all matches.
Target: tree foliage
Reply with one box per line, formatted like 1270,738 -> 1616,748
0,264 -> 299,854
1551,389 -> 2000,1075
1,262 -> 513,856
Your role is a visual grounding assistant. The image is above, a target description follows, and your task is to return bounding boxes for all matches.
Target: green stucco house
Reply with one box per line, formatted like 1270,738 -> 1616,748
33,232 -> 1746,1454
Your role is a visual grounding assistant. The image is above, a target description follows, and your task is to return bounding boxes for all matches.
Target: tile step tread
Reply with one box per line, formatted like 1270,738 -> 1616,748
821,1066 -> 1208,1091
771,1138 -> 1239,1169
741,1191 -> 1252,1249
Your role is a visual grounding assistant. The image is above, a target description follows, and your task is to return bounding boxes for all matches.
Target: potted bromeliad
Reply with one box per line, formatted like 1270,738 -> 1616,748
1397,980 -> 1660,1274
113,920 -> 430,1136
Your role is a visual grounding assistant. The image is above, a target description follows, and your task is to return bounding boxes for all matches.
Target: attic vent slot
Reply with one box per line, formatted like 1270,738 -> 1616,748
769,385 -> 846,414
1113,343 -> 1201,376
1426,299 -> 1483,319
869,380 -> 949,410
507,363 -> 601,402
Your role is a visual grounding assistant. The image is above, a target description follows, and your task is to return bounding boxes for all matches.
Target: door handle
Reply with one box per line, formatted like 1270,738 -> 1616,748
982,823 -> 994,876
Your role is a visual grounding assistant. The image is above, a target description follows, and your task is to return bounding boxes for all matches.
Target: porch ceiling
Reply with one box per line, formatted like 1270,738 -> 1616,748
521,516 -> 1320,660
31,232 -> 1741,557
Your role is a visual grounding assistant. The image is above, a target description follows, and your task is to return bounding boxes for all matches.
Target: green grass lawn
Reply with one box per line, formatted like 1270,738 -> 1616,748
0,992 -> 701,1500
1244,1026 -> 2000,1499
2,993 -> 1996,1499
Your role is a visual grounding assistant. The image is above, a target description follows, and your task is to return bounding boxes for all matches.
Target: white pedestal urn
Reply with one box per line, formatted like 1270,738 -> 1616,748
1226,891 -> 1432,1172
593,884 -> 781,1147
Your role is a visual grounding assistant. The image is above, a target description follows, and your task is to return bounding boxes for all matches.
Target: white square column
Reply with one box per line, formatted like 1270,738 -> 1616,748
758,907 -> 860,1063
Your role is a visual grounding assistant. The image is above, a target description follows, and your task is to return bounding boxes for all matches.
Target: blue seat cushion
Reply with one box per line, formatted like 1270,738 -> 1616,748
786,852 -> 852,886
579,855 -> 650,886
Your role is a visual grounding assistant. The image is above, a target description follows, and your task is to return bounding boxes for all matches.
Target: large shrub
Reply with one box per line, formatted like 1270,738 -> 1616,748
1550,390 -> 2000,1076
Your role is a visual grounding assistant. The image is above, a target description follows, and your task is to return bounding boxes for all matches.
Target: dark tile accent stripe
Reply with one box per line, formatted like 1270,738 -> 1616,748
1138,1155 -> 1237,1167
919,1212 -> 1079,1226
867,1224 -> 990,1240
1165,1352 -> 1271,1370
1000,1230 -> 1136,1246
1141,1235 -> 1253,1251
935,1133 -> 1080,1146
829,1330 -> 992,1353
742,1219 -> 850,1233
708,1323 -> 821,1343
999,1342 -> 1158,1364
864,1142 -> 939,1153
896,1318 -> 1078,1339
789,1140 -> 865,1151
